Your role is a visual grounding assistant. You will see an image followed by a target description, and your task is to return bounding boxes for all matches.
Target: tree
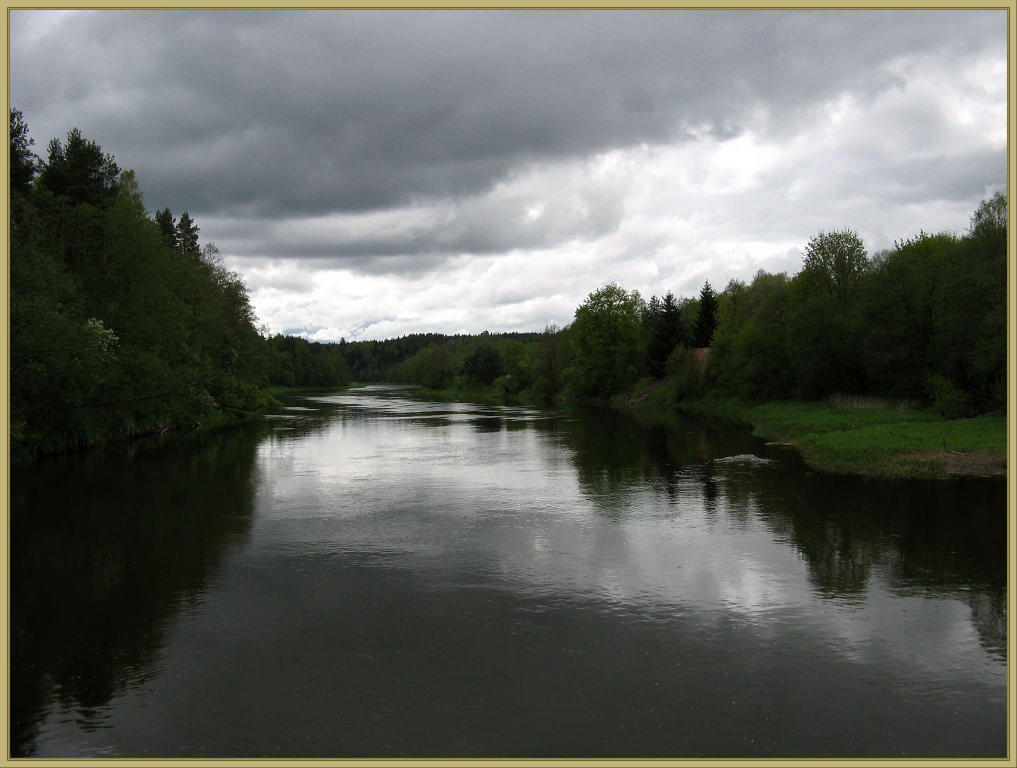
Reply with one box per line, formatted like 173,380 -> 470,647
462,343 -> 503,385
862,232 -> 954,399
787,230 -> 871,398
36,127 -> 121,207
175,211 -> 200,257
9,108 -> 37,196
647,291 -> 684,377
692,281 -> 718,348
532,323 -> 569,399
967,190 -> 1007,264
569,283 -> 646,397
10,122 -> 276,454
968,191 -> 1006,241
500,339 -> 534,394
708,270 -> 793,399
154,208 -> 178,251
798,229 -> 870,307
410,344 -> 456,389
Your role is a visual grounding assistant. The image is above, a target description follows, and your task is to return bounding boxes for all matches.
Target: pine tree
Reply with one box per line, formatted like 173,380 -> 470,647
9,108 -> 37,196
175,211 -> 200,257
693,281 -> 718,348
37,127 -> 120,207
648,291 -> 683,376
154,208 -> 178,251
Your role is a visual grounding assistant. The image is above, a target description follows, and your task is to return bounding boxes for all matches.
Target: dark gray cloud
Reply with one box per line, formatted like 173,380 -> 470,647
11,9 -> 1003,220
9,9 -> 1007,340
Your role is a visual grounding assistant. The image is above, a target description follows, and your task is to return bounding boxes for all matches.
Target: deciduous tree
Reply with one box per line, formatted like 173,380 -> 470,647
570,282 -> 646,397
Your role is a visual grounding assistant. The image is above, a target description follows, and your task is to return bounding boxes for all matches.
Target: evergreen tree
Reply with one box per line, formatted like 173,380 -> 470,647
9,108 -> 37,196
175,211 -> 200,257
692,281 -> 718,348
154,207 -> 178,251
648,291 -> 683,377
36,127 -> 120,207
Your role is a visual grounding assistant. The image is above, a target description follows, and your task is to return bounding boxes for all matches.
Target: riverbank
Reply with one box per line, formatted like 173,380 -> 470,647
636,383 -> 1007,479
340,379 -> 1006,480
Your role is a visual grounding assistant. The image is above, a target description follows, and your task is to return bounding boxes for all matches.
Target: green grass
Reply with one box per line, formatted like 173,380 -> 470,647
792,414 -> 1005,477
653,395 -> 1007,479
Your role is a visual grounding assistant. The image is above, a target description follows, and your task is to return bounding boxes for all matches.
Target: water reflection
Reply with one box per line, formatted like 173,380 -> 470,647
552,400 -> 1007,651
10,422 -> 266,755
261,388 -> 1007,670
271,388 -> 1007,655
10,386 -> 1007,758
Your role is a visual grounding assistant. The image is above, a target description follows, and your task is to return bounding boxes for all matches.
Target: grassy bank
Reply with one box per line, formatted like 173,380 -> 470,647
410,385 -> 539,406
642,386 -> 1007,479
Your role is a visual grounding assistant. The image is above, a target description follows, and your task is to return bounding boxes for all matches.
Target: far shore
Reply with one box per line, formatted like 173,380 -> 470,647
631,381 -> 1007,480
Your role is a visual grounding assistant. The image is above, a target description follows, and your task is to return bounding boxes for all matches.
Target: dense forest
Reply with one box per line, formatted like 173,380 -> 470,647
9,112 -> 352,456
9,111 -> 1007,456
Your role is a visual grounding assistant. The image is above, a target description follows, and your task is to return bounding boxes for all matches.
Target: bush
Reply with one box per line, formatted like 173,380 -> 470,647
924,371 -> 970,420
665,346 -> 704,400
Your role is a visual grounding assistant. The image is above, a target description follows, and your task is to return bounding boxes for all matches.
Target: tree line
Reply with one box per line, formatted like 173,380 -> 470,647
10,110 -> 1005,455
342,192 -> 1006,420
9,111 -> 351,456
560,194 -> 1007,417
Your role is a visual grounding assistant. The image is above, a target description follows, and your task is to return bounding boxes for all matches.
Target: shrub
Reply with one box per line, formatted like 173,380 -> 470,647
665,346 -> 704,400
924,371 -> 970,420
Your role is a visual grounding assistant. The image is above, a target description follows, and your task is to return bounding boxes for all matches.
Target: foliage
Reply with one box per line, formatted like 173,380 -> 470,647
462,343 -> 504,386
691,281 -> 719,348
568,283 -> 646,398
408,344 -> 457,389
530,323 -> 570,400
36,127 -> 121,208
558,196 -> 1005,414
264,334 -> 350,388
175,211 -> 201,257
9,113 -> 323,456
324,190 -> 1005,417
923,371 -> 970,421
9,108 -> 38,196
17,107 -> 1001,448
707,271 -> 793,399
784,229 -> 871,398
660,344 -> 705,401
645,291 -> 684,377
968,190 -> 1007,256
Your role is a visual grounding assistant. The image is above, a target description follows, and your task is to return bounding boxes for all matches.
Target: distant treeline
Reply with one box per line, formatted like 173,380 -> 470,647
338,192 -> 1007,419
10,111 -> 1006,455
9,112 -> 354,456
338,332 -> 542,385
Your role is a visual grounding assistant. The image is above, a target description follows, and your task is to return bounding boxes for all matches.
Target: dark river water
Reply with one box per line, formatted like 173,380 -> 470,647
10,385 -> 1008,758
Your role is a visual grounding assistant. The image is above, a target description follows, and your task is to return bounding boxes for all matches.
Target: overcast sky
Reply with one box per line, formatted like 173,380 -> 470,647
9,9 -> 1008,342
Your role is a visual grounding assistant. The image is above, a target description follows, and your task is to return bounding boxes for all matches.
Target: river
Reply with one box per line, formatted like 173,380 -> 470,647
9,385 -> 1008,758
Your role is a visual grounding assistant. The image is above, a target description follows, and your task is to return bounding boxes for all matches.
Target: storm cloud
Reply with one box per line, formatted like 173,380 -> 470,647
9,9 -> 1008,340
